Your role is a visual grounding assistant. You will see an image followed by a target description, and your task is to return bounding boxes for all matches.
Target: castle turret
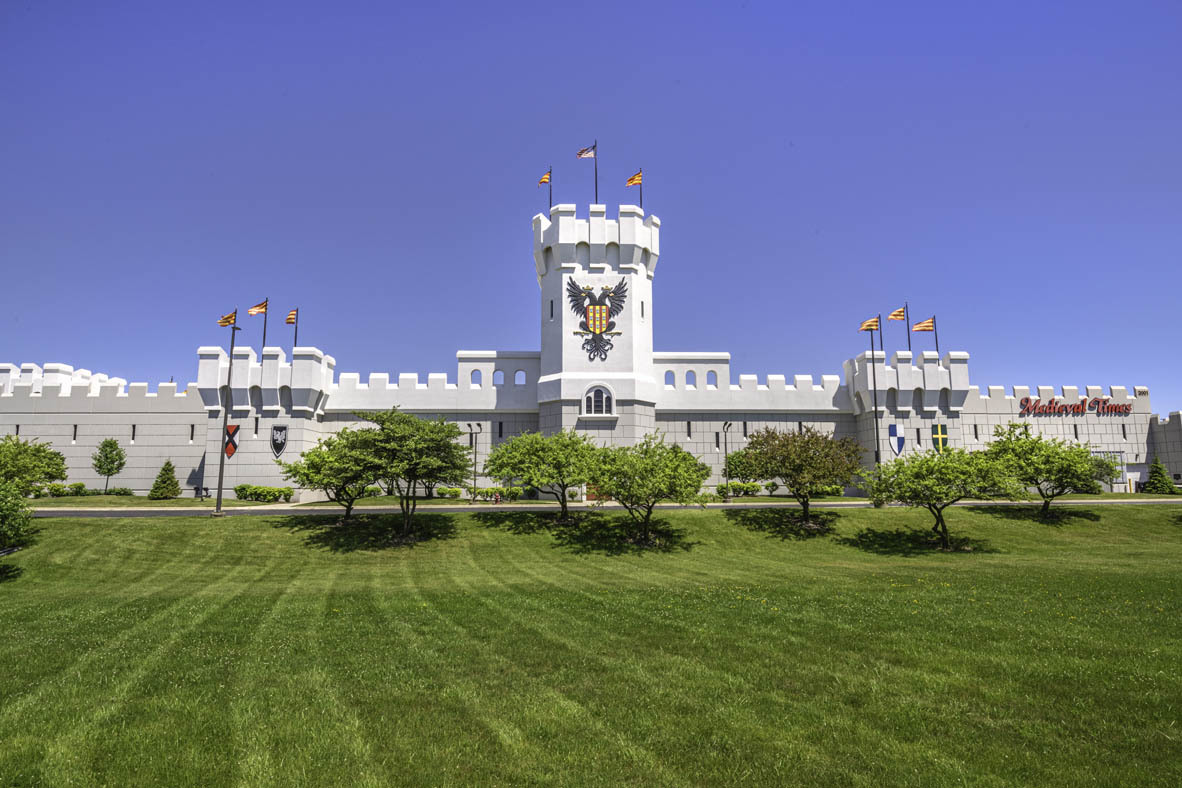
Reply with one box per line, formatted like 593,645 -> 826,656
532,204 -> 660,441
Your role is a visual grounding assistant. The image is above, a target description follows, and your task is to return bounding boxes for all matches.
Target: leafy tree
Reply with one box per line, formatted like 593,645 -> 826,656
0,435 -> 67,497
484,430 -> 600,520
986,423 -> 1119,516
1144,456 -> 1178,495
358,409 -> 469,534
91,438 -> 127,492
723,448 -> 760,484
277,427 -> 377,519
744,426 -> 862,524
871,449 -> 1023,549
148,459 -> 182,500
0,482 -> 33,550
591,433 -> 710,542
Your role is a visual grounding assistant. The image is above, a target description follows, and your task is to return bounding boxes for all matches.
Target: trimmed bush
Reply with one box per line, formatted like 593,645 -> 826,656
68,482 -> 88,496
107,487 -> 134,496
362,486 -> 382,498
504,486 -> 523,501
46,483 -> 69,498
764,482 -> 780,495
148,460 -> 182,500
233,485 -> 295,503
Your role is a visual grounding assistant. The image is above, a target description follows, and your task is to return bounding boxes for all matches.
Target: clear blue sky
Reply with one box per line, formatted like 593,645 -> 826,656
3,1 -> 1180,411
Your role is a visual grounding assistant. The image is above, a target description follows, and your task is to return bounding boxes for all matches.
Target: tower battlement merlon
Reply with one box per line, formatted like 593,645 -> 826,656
532,204 -> 660,284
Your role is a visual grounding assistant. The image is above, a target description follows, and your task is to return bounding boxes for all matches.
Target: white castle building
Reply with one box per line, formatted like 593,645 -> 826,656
3,204 -> 1180,499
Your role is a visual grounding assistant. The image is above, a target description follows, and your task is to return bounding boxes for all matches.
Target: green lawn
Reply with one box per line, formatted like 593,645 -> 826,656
300,494 -> 561,507
1,505 -> 1179,786
30,495 -> 271,508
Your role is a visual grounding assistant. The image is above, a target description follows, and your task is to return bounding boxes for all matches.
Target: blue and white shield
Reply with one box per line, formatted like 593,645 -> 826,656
888,424 -> 905,456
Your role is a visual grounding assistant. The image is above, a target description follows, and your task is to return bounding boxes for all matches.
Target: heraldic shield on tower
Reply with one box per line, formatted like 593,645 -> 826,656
567,277 -> 627,361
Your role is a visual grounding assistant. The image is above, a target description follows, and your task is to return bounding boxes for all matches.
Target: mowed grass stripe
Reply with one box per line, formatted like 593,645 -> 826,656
0,507 -> 1177,786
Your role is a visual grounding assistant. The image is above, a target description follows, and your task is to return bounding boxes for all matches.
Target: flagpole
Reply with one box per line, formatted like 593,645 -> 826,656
548,166 -> 552,210
905,301 -> 911,352
869,327 -> 881,465
878,312 -> 884,359
261,299 -> 268,349
214,316 -> 241,516
934,314 -> 940,357
639,168 -> 643,211
593,140 -> 598,204
293,311 -> 299,348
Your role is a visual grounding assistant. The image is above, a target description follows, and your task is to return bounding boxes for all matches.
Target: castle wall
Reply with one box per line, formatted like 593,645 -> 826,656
1148,414 -> 1182,483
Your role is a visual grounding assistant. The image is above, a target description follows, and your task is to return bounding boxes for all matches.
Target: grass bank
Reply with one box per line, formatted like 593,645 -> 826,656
1,505 -> 1179,785
29,495 -> 271,508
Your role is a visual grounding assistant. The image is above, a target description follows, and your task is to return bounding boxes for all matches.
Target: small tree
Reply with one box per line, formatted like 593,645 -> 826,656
359,409 -> 469,534
1144,456 -> 1178,495
91,438 -> 127,493
0,482 -> 33,550
744,426 -> 862,524
0,435 -> 67,497
723,448 -> 760,484
872,449 -> 1023,549
591,433 -> 709,542
987,423 -> 1119,516
148,459 -> 182,500
277,427 -> 377,519
484,430 -> 600,520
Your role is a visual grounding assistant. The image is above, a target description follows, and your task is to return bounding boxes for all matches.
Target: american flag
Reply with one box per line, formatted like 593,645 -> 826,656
575,145 -> 596,159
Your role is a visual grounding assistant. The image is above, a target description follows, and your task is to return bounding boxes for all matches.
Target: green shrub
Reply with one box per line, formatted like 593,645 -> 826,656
233,484 -> 251,499
68,482 -> 88,496
46,483 -> 69,498
148,460 -> 181,500
231,484 -> 296,503
1144,457 -> 1178,495
716,482 -> 732,497
741,482 -> 762,496
815,484 -> 844,497
363,486 -> 382,498
567,488 -> 581,501
764,481 -> 780,495
107,487 -> 134,496
0,482 -> 33,550
504,486 -> 523,501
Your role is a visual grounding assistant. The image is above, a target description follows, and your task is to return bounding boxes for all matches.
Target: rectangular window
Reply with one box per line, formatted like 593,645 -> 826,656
14,425 -> 18,436
469,432 -> 474,448
1073,424 -> 1079,440
742,421 -> 747,438
254,417 -> 259,437
72,424 -> 78,443
549,300 -> 554,320
190,424 -> 195,443
498,421 -> 503,439
798,421 -> 803,434
715,431 -> 720,449
973,424 -> 978,440
917,428 -> 922,442
131,424 -> 136,443
1121,424 -> 1127,440
686,421 -> 692,438
641,301 -> 645,319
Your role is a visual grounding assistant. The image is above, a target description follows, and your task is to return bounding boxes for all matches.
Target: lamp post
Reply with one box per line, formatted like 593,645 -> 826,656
214,320 -> 241,516
466,423 -> 482,503
722,421 -> 732,501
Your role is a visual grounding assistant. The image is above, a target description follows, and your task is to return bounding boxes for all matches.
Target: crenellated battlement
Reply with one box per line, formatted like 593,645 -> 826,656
0,361 -> 199,409
532,204 -> 660,283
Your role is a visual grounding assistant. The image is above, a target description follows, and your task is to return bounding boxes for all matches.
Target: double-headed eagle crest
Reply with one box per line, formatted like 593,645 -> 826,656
567,277 -> 628,361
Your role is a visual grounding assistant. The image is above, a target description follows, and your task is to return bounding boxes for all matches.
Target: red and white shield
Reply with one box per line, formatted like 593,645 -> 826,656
585,304 -> 608,334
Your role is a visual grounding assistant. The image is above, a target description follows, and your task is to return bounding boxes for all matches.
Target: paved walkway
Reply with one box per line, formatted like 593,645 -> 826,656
31,498 -> 1182,518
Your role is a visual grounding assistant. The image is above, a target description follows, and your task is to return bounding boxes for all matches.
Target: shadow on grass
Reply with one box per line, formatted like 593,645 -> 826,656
836,527 -> 997,556
722,508 -> 839,540
553,512 -> 698,555
965,505 -> 1101,526
272,513 -> 458,552
0,563 -> 23,583
470,511 -> 553,535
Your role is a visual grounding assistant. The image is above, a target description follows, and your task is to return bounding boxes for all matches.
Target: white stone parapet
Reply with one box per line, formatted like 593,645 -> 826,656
532,203 -> 660,283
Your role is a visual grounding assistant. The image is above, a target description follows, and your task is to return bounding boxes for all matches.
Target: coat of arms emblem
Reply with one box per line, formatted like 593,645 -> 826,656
270,425 -> 289,457
567,277 -> 627,361
888,424 -> 905,456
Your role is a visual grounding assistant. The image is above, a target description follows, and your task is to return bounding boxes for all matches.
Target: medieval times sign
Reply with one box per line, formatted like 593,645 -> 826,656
567,277 -> 627,361
1019,396 -> 1133,416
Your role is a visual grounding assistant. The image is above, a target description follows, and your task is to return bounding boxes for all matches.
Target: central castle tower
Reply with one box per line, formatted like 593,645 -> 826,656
532,204 -> 660,442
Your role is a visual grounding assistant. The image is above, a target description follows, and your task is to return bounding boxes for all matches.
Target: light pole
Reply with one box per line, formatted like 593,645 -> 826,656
466,423 -> 482,502
722,421 -> 732,500
214,318 -> 241,516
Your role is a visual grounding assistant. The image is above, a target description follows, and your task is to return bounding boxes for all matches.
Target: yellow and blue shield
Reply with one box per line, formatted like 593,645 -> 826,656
931,424 -> 948,453
586,304 -> 609,335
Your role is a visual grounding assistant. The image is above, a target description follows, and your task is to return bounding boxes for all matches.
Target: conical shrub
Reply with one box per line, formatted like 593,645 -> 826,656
148,459 -> 182,500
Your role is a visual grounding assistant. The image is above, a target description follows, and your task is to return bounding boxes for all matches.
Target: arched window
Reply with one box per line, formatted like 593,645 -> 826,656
514,370 -> 526,385
493,370 -> 505,386
706,370 -> 718,388
584,386 -> 613,415
686,370 -> 697,389
470,369 -> 482,387
664,370 -> 675,387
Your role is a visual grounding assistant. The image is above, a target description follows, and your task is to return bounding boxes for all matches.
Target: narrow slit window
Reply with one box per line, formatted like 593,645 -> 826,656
14,425 -> 18,436
72,424 -> 78,442
586,394 -> 593,414
798,421 -> 803,434
1073,424 -> 1079,440
641,301 -> 645,319
190,424 -> 195,443
742,421 -> 747,438
131,424 -> 136,443
973,424 -> 978,440
498,421 -> 503,439
254,417 -> 259,437
715,431 -> 720,449
687,421 -> 692,438
917,428 -> 922,443
550,300 -> 554,320
1121,423 -> 1127,440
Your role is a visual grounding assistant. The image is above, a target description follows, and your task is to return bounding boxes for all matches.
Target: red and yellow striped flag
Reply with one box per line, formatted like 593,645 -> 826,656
888,307 -> 906,321
626,170 -> 642,187
217,309 -> 237,327
538,170 -> 550,186
285,308 -> 298,325
248,299 -> 268,316
912,317 -> 935,332
859,316 -> 879,332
